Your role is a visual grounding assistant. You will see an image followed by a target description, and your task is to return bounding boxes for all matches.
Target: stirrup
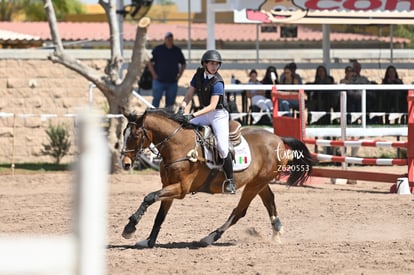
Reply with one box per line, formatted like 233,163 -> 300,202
222,179 -> 236,195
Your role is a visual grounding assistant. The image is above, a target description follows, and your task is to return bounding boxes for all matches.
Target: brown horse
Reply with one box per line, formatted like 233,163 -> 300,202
120,108 -> 313,248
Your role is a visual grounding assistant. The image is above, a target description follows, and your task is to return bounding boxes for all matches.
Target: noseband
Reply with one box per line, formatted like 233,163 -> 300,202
121,121 -> 185,165
121,122 -> 153,157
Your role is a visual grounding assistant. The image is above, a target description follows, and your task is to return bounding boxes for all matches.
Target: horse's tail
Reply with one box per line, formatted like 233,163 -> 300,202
281,137 -> 315,186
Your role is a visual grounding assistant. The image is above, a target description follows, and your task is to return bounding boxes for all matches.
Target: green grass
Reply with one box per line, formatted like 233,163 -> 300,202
0,163 -> 72,173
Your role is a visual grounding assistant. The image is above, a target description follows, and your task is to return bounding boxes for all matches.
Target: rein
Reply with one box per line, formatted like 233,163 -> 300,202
126,120 -> 200,169
150,123 -> 183,153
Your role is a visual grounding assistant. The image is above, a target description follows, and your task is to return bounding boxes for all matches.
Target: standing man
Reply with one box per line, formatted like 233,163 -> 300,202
147,32 -> 186,110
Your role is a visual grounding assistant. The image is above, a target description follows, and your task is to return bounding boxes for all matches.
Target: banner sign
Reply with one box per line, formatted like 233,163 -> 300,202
233,0 -> 414,24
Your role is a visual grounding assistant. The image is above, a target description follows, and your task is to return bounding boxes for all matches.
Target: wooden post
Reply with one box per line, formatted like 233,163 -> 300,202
272,86 -> 303,140
407,89 -> 414,192
11,113 -> 16,176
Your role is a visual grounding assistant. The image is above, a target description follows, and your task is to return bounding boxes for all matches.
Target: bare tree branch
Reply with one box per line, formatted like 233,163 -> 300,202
43,0 -> 111,98
120,17 -> 151,93
44,0 -> 63,53
42,0 -> 151,172
101,0 -> 123,83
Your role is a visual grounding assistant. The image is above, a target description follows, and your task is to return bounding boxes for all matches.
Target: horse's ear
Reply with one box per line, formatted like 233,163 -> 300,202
120,106 -> 130,118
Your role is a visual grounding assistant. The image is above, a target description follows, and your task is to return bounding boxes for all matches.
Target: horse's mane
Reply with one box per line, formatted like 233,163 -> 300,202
143,108 -> 197,129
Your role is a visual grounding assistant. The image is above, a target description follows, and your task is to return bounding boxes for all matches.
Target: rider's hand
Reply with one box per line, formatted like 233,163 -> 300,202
177,107 -> 184,115
184,114 -> 194,121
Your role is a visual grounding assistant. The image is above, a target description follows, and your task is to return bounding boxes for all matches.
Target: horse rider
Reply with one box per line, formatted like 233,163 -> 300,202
178,50 -> 236,194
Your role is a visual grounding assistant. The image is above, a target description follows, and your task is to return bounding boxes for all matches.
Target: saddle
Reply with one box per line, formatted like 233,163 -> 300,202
199,120 -> 242,166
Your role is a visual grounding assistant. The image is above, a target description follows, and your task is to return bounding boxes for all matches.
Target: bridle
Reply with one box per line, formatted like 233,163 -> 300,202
121,120 -> 195,168
121,121 -> 152,157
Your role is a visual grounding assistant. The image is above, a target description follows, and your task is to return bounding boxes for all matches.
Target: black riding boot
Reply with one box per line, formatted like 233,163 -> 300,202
222,154 -> 236,194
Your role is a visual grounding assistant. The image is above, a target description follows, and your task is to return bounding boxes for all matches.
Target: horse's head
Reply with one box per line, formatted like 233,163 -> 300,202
120,110 -> 152,170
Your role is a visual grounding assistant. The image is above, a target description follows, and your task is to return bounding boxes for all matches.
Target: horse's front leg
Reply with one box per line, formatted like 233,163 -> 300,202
122,181 -> 188,247
258,185 -> 284,243
136,199 -> 173,248
122,191 -> 160,239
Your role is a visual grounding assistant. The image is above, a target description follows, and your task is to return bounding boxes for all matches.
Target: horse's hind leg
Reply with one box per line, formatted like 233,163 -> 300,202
200,186 -> 261,247
258,185 -> 284,243
199,213 -> 237,247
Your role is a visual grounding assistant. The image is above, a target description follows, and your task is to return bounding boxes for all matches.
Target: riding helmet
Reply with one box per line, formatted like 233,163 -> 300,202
201,50 -> 222,65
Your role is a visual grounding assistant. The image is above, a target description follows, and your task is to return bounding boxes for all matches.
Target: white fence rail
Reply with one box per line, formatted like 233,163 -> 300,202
225,84 -> 412,137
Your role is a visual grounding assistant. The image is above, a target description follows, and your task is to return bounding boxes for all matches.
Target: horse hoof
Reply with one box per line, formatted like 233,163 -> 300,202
278,225 -> 285,235
136,239 -> 150,248
272,225 -> 284,244
121,222 -> 136,239
199,239 -> 210,247
272,232 -> 282,244
199,234 -> 215,247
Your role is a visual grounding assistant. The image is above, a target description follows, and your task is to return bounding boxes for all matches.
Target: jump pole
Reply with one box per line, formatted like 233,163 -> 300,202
271,86 -> 413,190
389,89 -> 414,193
408,90 -> 414,191
312,90 -> 414,191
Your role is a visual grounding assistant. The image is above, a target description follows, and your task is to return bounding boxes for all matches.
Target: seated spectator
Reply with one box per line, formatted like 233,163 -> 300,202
382,65 -> 405,124
246,69 -> 273,121
340,66 -> 354,84
382,65 -> 403,85
352,61 -> 370,84
279,64 -> 301,115
308,65 -> 337,124
280,62 -> 303,84
261,65 -> 278,97
314,65 -> 335,84
347,61 -> 370,122
261,66 -> 290,115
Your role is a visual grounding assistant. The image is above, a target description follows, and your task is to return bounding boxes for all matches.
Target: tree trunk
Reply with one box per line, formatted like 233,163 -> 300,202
43,0 -> 151,173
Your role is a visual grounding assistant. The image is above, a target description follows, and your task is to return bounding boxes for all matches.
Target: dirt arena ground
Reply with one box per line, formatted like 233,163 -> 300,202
1,166 -> 413,275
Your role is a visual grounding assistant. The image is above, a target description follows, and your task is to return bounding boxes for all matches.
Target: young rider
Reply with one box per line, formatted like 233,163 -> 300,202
178,50 -> 236,194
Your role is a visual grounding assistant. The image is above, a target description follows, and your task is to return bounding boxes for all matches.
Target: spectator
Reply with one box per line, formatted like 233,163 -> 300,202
280,62 -> 303,84
308,65 -> 337,124
352,61 -> 370,84
339,66 -> 356,120
279,64 -> 301,115
147,32 -> 186,110
280,64 -> 300,85
382,65 -> 405,124
313,65 -> 334,85
261,65 -> 278,98
346,61 -> 370,122
340,66 -> 354,84
246,69 -> 273,123
382,65 -> 403,85
343,61 -> 371,158
261,65 -> 290,115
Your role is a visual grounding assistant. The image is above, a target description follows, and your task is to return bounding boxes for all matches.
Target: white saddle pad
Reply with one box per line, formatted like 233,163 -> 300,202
205,136 -> 251,172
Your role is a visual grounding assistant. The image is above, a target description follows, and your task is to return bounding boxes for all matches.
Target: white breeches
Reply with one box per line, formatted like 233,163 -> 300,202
190,109 -> 229,159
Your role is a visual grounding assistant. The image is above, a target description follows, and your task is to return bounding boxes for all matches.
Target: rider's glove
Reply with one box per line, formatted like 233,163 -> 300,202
177,107 -> 184,115
184,114 -> 194,121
